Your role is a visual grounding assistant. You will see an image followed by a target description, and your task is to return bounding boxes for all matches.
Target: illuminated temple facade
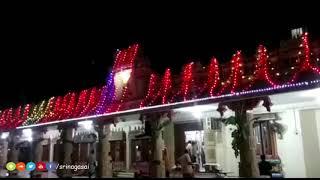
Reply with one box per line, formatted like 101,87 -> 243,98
0,29 -> 320,178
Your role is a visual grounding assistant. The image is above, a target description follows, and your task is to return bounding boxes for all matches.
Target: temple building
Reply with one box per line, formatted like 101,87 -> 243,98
0,29 -> 320,178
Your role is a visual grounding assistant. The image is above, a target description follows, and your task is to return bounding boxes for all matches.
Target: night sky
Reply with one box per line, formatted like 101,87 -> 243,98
0,7 -> 319,109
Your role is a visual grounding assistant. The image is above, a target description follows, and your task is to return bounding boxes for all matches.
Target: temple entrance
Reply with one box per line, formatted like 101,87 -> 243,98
185,130 -> 205,172
174,121 -> 204,173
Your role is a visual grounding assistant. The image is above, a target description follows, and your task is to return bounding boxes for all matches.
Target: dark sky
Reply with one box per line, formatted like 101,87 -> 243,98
0,6 -> 319,109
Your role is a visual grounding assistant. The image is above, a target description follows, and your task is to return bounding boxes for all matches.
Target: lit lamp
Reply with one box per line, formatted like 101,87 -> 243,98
192,110 -> 202,119
1,132 -> 9,139
189,106 -> 203,119
22,128 -> 33,142
116,69 -> 132,84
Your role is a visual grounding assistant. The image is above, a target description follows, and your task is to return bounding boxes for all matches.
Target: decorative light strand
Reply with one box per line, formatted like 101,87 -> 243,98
2,37 -> 320,129
218,51 -> 244,95
208,57 -> 220,96
245,45 -> 278,90
0,109 -> 8,128
80,87 -> 98,116
48,96 -> 62,121
65,93 -> 77,119
12,106 -> 22,128
72,90 -> 87,117
41,97 -> 56,123
160,68 -> 172,104
140,73 -> 159,107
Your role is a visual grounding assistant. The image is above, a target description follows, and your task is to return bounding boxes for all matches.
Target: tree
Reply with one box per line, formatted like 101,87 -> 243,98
218,96 -> 272,177
143,111 -> 171,177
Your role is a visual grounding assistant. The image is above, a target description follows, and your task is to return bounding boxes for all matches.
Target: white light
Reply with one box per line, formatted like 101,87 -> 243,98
78,120 -> 93,130
115,69 -> 132,84
299,88 -> 320,98
175,105 -> 217,119
192,110 -> 202,119
22,128 -> 32,137
15,79 -> 320,130
1,132 -> 9,139
27,137 -> 33,142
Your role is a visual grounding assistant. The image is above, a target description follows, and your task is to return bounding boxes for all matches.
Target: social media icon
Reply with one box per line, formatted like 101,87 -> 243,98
26,162 -> 36,171
36,162 -> 46,171
46,162 -> 57,171
16,162 -> 26,171
6,162 -> 16,171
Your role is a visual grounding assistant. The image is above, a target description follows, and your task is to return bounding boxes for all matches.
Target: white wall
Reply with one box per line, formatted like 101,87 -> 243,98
315,110 -> 320,153
201,111 -> 239,177
223,124 -> 239,177
276,109 -> 307,178
299,109 -> 320,178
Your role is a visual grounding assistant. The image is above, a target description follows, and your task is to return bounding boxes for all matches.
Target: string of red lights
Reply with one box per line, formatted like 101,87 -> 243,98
0,33 -> 319,129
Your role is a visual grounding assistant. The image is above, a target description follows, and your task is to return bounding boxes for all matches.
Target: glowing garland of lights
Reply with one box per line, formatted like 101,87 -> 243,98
64,93 -> 77,119
80,87 -> 99,116
170,62 -> 195,102
244,45 -> 278,90
1,34 -> 320,129
12,106 -> 22,128
41,97 -> 56,123
289,32 -> 320,83
218,51 -> 244,95
50,96 -> 62,121
73,90 -> 89,117
58,93 -> 71,120
34,100 -> 48,123
160,68 -> 173,104
140,73 -> 159,107
140,68 -> 173,107
208,57 -> 220,96
0,109 -> 8,128
95,72 -> 115,115
107,44 -> 139,112
3,108 -> 10,129
19,104 -> 31,126
23,104 -> 38,126
302,32 -> 320,74
16,79 -> 320,130
89,87 -> 101,115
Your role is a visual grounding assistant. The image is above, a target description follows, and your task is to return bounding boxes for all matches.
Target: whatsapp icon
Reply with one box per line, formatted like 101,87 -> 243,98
6,162 -> 16,171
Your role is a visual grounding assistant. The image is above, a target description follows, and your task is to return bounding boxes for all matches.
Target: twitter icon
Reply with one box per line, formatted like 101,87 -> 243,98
26,162 -> 36,171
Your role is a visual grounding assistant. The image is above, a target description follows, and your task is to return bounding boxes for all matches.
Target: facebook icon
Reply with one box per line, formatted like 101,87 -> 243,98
46,162 -> 58,171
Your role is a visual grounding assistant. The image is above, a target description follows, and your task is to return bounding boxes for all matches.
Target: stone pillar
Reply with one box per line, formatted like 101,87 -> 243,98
96,123 -> 111,178
0,138 -> 9,176
33,129 -> 45,162
0,139 -> 8,166
163,121 -> 175,169
59,124 -> 74,177
49,138 -> 54,162
7,131 -> 19,163
125,127 -> 131,171
148,114 -> 166,178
